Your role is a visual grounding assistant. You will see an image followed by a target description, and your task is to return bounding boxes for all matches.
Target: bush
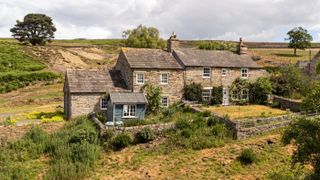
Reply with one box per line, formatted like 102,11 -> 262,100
238,148 -> 257,165
201,110 -> 211,117
69,127 -> 98,144
207,116 -> 219,127
250,77 -> 272,105
135,128 -> 155,143
183,82 -> 203,102
110,133 -> 133,151
211,86 -> 223,105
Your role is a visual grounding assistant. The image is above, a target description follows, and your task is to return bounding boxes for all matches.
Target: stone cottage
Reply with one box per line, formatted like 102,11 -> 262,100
64,34 -> 267,119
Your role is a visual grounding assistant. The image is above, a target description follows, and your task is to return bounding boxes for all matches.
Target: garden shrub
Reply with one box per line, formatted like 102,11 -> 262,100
69,127 -> 98,144
201,110 -> 211,117
211,86 -> 223,105
110,133 -> 133,151
238,148 -> 257,165
250,77 -> 272,105
135,128 -> 155,143
207,116 -> 219,127
183,82 -> 203,102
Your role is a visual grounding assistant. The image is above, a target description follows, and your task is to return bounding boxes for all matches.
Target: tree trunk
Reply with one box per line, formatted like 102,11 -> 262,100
294,48 -> 297,56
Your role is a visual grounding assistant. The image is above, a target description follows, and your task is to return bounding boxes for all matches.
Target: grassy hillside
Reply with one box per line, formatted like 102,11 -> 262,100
0,41 -> 59,93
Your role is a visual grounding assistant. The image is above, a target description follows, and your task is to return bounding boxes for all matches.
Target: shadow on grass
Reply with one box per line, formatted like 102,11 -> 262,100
271,53 -> 302,58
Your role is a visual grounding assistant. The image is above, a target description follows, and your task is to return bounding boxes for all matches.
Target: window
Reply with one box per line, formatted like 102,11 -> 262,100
136,73 -> 145,84
202,88 -> 212,101
232,90 -> 239,100
241,68 -> 248,78
241,89 -> 249,100
221,68 -> 228,76
203,67 -> 211,78
100,98 -> 107,110
160,73 -> 169,84
162,96 -> 169,107
123,105 -> 136,118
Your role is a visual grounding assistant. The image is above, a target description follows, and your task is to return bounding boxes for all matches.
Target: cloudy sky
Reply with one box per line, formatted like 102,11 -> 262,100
1,0 -> 320,41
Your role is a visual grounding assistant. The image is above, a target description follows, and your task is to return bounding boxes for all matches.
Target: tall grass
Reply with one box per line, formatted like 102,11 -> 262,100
0,116 -> 101,179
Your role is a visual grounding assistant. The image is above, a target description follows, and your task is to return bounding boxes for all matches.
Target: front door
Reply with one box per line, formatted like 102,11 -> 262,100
222,88 -> 229,106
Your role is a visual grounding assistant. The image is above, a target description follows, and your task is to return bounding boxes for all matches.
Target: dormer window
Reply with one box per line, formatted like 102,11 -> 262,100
241,68 -> 248,79
203,67 -> 211,78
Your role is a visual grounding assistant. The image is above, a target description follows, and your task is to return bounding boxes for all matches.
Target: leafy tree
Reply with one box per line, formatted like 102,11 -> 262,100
183,82 -> 203,102
286,27 -> 313,56
122,25 -> 166,49
142,84 -> 162,114
10,13 -> 56,45
282,116 -> 320,177
270,65 -> 308,98
250,77 -> 272,105
302,83 -> 320,113
229,78 -> 250,104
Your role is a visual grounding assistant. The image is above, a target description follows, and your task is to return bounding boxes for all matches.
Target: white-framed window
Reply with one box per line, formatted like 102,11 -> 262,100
231,90 -> 238,100
100,98 -> 107,110
241,68 -> 248,78
123,105 -> 136,118
221,68 -> 228,76
202,88 -> 212,101
162,96 -> 169,107
136,73 -> 145,84
241,89 -> 249,100
160,73 -> 169,84
203,67 -> 211,78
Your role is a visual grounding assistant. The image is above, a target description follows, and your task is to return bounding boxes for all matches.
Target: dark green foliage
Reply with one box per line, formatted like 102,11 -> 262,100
302,83 -> 320,113
135,128 -> 155,143
201,110 -> 211,117
282,117 -> 320,176
270,65 -> 312,99
123,25 -> 166,49
198,41 -> 236,51
69,127 -> 98,144
230,78 -> 250,104
110,133 -> 133,151
286,27 -> 313,56
250,77 -> 272,105
207,116 -> 219,127
238,148 -> 257,165
10,13 -> 56,45
211,86 -> 223,105
183,82 -> 203,102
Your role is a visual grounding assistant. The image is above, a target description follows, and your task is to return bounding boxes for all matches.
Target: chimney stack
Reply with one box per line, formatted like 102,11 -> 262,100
167,32 -> 179,52
238,37 -> 247,55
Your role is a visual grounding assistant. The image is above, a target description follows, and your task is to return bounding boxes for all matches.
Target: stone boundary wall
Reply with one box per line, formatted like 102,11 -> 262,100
272,95 -> 302,112
90,114 -> 175,135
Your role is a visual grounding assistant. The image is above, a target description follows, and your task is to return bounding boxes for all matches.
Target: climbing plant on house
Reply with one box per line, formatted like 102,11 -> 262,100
183,82 -> 203,102
229,78 -> 250,105
142,84 -> 162,114
211,86 -> 223,105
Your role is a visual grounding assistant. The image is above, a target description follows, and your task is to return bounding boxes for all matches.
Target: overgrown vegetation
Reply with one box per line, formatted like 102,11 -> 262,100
0,42 -> 59,93
142,84 -> 162,114
198,41 -> 237,51
250,77 -> 273,105
0,116 -> 101,179
302,83 -> 320,113
238,148 -> 257,165
282,116 -> 320,178
211,86 -> 223,105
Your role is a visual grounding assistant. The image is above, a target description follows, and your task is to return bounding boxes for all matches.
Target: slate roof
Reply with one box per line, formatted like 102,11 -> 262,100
109,92 -> 147,104
66,69 -> 128,93
173,48 -> 262,68
122,48 -> 183,69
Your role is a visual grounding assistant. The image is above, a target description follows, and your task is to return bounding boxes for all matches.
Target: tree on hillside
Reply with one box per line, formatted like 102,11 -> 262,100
10,13 -> 56,45
285,27 -> 313,56
122,25 -> 166,49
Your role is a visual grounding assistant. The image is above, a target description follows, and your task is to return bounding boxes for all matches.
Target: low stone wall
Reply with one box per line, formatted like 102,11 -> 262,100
272,95 -> 302,112
106,122 -> 176,135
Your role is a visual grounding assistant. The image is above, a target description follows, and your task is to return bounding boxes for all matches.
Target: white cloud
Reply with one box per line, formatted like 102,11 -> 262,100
0,0 -> 320,41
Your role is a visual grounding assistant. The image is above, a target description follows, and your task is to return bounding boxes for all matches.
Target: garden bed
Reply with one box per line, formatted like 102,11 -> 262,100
202,105 -> 289,121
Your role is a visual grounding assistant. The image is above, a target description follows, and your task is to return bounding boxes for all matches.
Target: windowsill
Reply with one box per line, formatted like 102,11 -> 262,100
241,77 -> 248,79
202,76 -> 211,79
160,83 -> 168,85
122,116 -> 137,119
100,108 -> 107,110
136,83 -> 145,85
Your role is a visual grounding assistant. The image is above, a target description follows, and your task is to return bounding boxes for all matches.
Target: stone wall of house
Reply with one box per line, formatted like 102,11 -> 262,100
114,51 -> 133,90
185,67 -> 267,88
132,69 -> 185,104
272,95 -> 302,112
70,93 -> 106,119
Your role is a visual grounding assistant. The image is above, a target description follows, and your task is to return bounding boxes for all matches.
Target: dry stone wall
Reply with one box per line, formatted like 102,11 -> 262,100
273,95 -> 302,112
